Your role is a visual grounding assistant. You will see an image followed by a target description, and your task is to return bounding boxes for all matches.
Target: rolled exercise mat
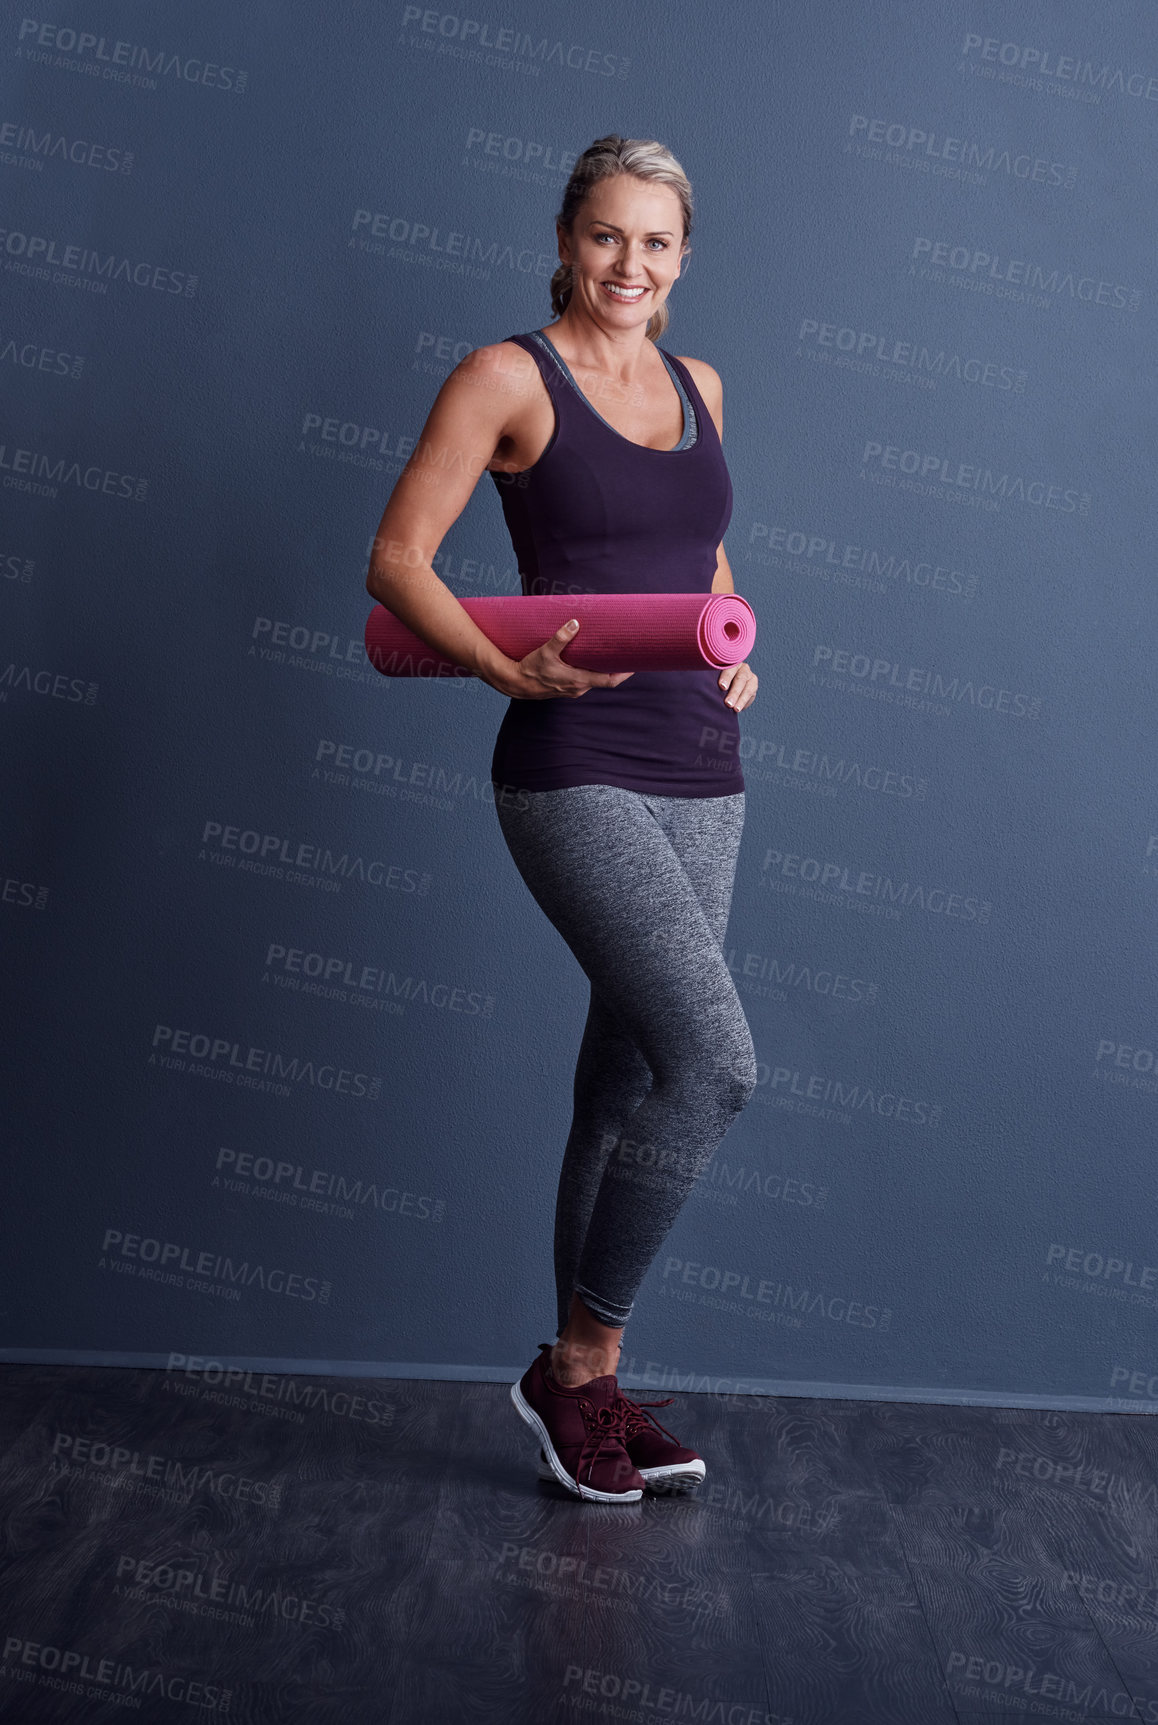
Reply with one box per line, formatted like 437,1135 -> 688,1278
364,591 -> 756,678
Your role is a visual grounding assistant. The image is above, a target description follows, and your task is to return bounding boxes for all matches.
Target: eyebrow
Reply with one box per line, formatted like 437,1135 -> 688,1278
588,221 -> 675,237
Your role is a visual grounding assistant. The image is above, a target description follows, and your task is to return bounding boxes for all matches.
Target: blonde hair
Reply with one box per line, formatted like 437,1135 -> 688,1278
548,135 -> 693,343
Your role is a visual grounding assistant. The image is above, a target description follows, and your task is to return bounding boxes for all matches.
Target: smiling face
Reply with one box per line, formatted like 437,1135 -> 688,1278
558,174 -> 688,327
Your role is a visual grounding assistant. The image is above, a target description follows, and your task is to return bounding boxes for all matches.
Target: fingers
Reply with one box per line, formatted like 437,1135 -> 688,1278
543,620 -> 632,693
574,668 -> 633,691
719,662 -> 758,711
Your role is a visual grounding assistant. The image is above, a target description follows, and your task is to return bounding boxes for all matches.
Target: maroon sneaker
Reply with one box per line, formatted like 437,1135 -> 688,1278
536,1386 -> 705,1492
511,1342 -> 645,1502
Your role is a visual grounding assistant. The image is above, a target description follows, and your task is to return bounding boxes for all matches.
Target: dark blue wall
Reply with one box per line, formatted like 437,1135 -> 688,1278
4,0 -> 1156,1412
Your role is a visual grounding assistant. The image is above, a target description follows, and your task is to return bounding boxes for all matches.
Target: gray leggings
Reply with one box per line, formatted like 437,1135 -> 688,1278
493,782 -> 757,1336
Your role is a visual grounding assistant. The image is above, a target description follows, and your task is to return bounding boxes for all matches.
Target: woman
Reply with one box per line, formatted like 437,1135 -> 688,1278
367,136 -> 759,1504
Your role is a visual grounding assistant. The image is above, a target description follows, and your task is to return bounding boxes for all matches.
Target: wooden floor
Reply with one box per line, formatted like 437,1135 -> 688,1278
0,1364 -> 1156,1723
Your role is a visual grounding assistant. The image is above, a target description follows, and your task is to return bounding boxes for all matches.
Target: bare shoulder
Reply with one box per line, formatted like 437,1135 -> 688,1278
418,339 -> 541,446
672,354 -> 723,412
429,337 -> 539,415
672,353 -> 724,438
449,337 -> 538,384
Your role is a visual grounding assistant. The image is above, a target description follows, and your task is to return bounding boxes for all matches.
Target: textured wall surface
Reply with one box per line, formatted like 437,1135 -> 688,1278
3,1 -> 1155,1411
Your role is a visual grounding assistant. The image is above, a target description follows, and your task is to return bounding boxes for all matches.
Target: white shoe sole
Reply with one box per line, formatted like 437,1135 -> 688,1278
536,1446 -> 705,1492
510,1381 -> 643,1503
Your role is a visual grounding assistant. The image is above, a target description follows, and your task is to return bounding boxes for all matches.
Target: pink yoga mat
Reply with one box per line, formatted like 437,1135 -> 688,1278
365,592 -> 756,678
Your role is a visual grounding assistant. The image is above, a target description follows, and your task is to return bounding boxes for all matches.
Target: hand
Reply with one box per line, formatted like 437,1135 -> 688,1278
501,618 -> 636,701
718,661 -> 757,712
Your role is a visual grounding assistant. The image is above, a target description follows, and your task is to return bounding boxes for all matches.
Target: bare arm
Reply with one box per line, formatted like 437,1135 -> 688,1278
365,344 -> 631,701
711,544 -> 736,595
678,355 -> 758,712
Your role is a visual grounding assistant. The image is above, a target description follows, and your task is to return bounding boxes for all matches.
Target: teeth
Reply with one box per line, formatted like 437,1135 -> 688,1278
603,283 -> 645,298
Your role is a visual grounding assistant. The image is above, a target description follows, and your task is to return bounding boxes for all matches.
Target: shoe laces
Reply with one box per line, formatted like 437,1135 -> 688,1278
611,1387 -> 681,1446
575,1396 -> 636,1484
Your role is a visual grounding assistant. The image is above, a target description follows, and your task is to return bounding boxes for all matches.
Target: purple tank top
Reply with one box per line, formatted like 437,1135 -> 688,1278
487,329 -> 744,798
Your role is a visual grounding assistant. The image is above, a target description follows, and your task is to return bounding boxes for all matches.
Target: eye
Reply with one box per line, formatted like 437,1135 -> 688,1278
592,232 -> 669,251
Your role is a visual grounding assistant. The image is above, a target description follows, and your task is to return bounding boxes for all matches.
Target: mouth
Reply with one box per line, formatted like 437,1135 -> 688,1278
599,281 -> 648,302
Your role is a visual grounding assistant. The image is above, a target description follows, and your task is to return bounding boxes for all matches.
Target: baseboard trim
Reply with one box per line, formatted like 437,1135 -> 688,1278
0,1348 -> 1154,1415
